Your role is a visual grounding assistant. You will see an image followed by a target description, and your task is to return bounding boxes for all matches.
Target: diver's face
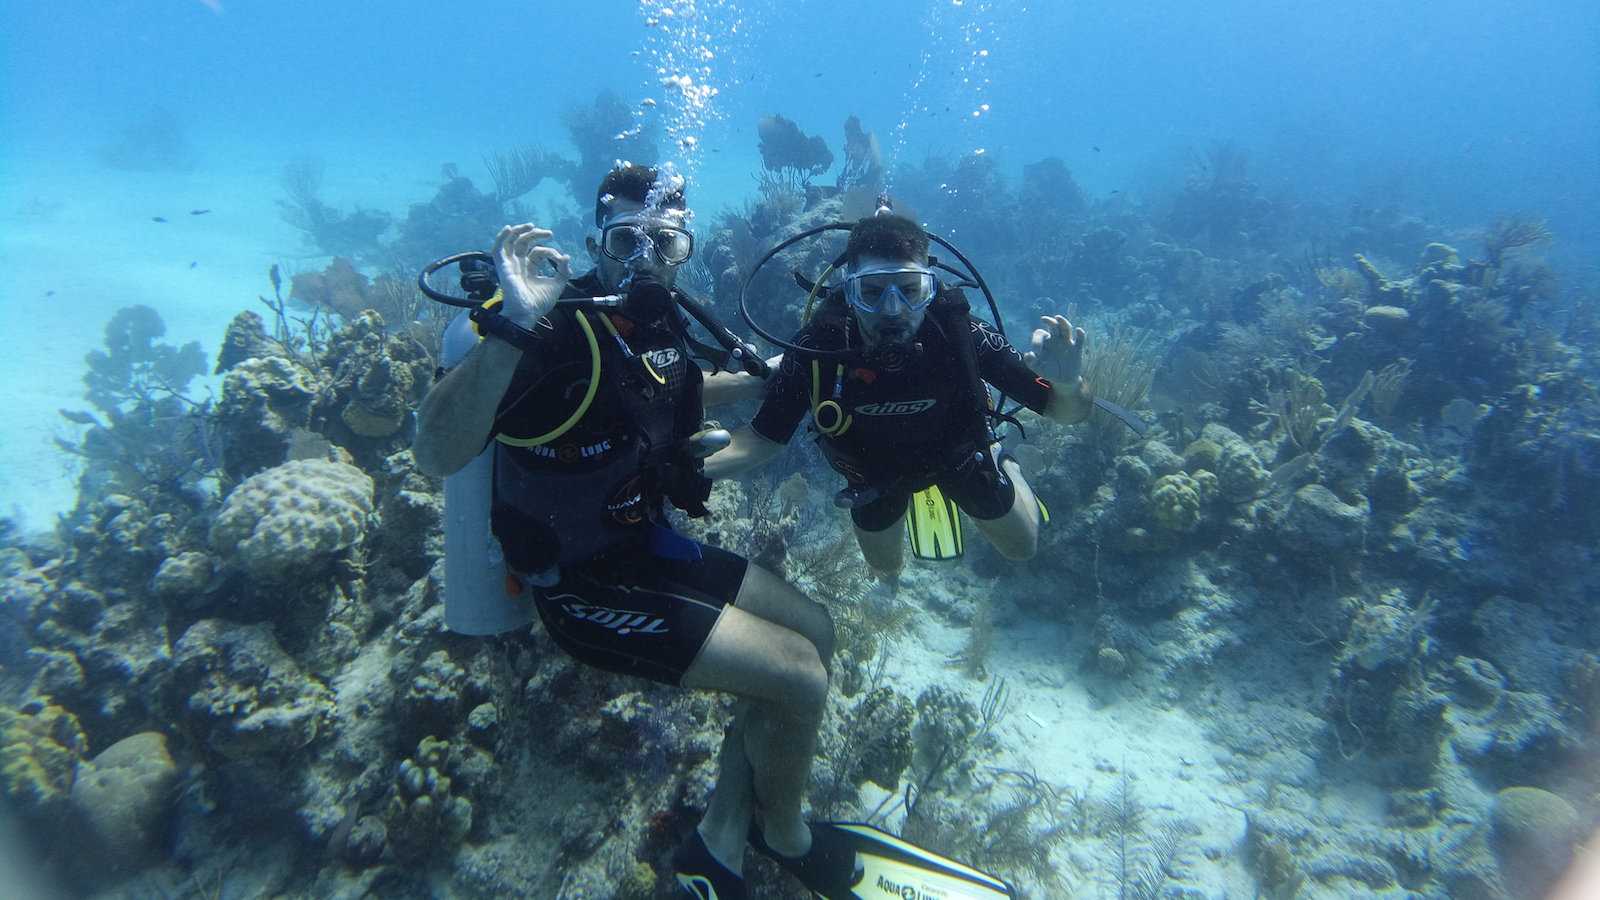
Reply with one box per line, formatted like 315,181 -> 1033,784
849,252 -> 929,347
588,199 -> 685,294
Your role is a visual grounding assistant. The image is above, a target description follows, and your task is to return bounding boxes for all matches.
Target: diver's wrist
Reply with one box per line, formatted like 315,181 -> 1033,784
470,306 -> 539,352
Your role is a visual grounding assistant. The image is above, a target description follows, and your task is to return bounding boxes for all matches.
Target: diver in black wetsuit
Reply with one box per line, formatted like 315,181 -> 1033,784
413,165 -> 830,900
709,212 -> 1095,575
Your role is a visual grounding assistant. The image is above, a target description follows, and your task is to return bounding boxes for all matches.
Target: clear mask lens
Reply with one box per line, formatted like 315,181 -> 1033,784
846,268 -> 937,312
601,222 -> 694,266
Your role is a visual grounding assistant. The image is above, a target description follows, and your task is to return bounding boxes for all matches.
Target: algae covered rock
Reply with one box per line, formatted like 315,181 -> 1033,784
69,731 -> 178,872
312,310 -> 433,443
209,458 -> 375,581
0,702 -> 88,823
1282,483 -> 1367,553
1339,592 -> 1430,671
215,354 -> 321,482
173,619 -> 335,759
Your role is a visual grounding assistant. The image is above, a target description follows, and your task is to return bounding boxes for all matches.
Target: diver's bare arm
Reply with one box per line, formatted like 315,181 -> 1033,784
412,337 -> 525,477
702,370 -> 767,407
1042,377 -> 1094,426
702,353 -> 781,408
703,425 -> 785,479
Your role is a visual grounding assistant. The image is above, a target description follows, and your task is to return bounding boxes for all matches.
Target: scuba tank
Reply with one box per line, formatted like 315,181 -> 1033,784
439,311 -> 536,635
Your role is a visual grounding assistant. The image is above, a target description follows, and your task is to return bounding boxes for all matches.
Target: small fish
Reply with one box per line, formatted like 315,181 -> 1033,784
189,208 -> 211,216
1092,145 -> 1101,152
189,261 -> 198,269
813,72 -> 823,78
151,216 -> 168,223
45,290 -> 55,297
1110,190 -> 1121,194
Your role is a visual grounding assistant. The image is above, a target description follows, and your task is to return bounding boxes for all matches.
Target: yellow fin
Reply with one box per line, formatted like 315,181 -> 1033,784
906,485 -> 963,561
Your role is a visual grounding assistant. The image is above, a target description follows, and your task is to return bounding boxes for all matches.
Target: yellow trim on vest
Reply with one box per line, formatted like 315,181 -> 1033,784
493,309 -> 603,447
811,359 -> 852,436
597,312 -> 666,385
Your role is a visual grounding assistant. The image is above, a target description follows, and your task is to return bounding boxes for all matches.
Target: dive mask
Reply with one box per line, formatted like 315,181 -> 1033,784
843,265 -> 939,314
600,215 -> 695,266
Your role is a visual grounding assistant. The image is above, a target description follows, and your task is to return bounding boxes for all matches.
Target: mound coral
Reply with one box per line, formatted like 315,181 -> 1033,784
209,459 -> 375,581
1150,472 -> 1209,532
1490,786 -> 1580,895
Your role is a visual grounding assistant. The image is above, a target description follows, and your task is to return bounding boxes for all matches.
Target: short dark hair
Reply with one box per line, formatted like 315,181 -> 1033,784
594,164 -> 686,227
845,214 -> 928,267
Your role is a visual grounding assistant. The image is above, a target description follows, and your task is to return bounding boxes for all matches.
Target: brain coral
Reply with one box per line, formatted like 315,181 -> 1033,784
209,459 -> 375,580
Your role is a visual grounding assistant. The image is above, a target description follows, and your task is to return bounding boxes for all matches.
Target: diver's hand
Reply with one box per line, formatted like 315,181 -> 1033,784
1025,315 -> 1087,382
492,224 -> 572,327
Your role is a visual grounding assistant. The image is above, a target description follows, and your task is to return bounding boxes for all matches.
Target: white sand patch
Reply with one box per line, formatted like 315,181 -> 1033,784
865,567 -> 1260,896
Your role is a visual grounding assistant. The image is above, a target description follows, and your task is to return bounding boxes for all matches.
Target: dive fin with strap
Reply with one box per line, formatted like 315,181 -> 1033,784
753,821 -> 1016,900
906,485 -> 964,561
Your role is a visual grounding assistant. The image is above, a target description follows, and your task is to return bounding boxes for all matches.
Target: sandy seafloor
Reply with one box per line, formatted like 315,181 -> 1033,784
873,563 -> 1266,896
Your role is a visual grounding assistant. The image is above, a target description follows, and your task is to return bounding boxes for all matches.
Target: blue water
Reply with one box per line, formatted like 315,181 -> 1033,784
3,2 -> 1599,897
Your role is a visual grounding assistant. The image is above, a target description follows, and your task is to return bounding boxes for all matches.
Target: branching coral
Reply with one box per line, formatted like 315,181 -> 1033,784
1250,368 -> 1374,459
1099,770 -> 1190,900
482,143 -> 561,205
1482,215 -> 1552,268
757,114 -> 834,188
56,305 -> 215,497
277,158 -> 392,257
290,257 -> 374,321
1081,328 -> 1157,454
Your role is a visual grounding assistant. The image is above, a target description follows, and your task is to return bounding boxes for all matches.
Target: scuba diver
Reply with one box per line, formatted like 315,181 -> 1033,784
412,165 -> 831,900
707,211 -> 1095,576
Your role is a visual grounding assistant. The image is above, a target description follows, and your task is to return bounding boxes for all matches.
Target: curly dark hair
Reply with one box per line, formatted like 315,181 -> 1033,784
844,213 -> 928,267
594,164 -> 686,226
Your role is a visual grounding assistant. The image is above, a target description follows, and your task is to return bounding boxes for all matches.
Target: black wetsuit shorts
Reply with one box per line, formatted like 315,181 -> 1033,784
529,533 -> 749,686
851,454 -> 1017,532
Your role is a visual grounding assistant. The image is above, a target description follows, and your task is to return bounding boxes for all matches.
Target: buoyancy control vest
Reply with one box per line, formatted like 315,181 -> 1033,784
488,300 -> 707,575
805,286 -> 1007,488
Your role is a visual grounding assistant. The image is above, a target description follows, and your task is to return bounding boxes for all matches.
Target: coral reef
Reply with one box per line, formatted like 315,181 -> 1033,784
7,102 -> 1600,900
